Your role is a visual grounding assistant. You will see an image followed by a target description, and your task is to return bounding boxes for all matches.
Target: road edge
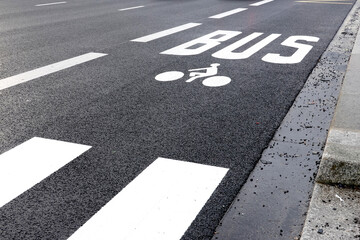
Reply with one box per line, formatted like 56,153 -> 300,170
316,5 -> 360,186
301,0 -> 360,239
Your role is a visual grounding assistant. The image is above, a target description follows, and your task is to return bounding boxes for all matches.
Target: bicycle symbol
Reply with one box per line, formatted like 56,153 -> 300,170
155,63 -> 231,87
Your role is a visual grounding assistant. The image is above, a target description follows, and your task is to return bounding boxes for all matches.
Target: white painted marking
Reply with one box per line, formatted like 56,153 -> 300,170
262,35 -> 319,64
68,157 -> 228,240
155,71 -> 184,81
209,8 -> 247,19
212,32 -> 264,59
131,23 -> 202,43
0,137 -> 91,208
0,52 -> 107,91
162,30 -> 241,56
213,33 -> 281,60
35,1 -> 66,7
118,5 -> 144,11
250,0 -> 274,6
186,63 -> 220,82
202,76 -> 231,87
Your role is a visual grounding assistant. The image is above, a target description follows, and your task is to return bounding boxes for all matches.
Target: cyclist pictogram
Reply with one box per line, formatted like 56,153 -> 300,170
155,63 -> 231,87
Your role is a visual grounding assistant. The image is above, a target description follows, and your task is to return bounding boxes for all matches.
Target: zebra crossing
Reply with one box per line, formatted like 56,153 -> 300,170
0,138 -> 228,239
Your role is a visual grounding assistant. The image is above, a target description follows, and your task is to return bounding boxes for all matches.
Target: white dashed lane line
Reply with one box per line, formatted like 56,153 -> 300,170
35,1 -> 67,7
118,5 -> 145,11
0,52 -> 107,91
131,23 -> 202,43
209,8 -> 248,19
250,0 -> 274,6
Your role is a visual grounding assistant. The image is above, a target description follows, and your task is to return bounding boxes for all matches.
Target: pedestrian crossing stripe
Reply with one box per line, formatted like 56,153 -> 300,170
0,138 -> 228,239
68,158 -> 228,240
0,137 -> 91,208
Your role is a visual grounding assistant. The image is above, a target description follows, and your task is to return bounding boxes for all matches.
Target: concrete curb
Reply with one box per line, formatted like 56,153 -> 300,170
316,2 -> 360,186
316,128 -> 360,186
301,183 -> 360,239
301,1 -> 360,239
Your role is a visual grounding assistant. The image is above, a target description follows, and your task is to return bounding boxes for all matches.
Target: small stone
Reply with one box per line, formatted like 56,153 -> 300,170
317,229 -> 324,234
260,159 -> 272,164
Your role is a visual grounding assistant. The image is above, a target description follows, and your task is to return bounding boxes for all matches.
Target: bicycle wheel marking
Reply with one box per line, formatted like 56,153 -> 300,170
202,76 -> 231,87
155,71 -> 184,81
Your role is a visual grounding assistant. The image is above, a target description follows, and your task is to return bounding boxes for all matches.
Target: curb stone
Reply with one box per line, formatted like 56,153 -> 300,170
300,183 -> 360,239
301,0 -> 360,239
316,20 -> 360,185
316,128 -> 360,186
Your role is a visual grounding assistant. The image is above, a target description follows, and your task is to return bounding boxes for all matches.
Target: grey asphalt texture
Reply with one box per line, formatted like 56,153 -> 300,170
0,0 -> 355,239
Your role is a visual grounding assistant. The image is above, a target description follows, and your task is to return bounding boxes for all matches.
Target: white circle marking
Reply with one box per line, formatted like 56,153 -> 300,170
202,76 -> 231,87
155,71 -> 184,82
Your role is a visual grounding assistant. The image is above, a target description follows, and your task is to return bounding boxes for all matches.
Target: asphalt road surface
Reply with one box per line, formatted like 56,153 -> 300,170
0,0 -> 355,239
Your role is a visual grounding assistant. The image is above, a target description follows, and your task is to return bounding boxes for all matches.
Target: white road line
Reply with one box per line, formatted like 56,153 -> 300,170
68,158 -> 228,240
0,137 -> 91,208
209,8 -> 247,19
35,1 -> 66,7
118,5 -> 144,11
250,0 -> 274,6
131,23 -> 202,43
0,52 -> 107,91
